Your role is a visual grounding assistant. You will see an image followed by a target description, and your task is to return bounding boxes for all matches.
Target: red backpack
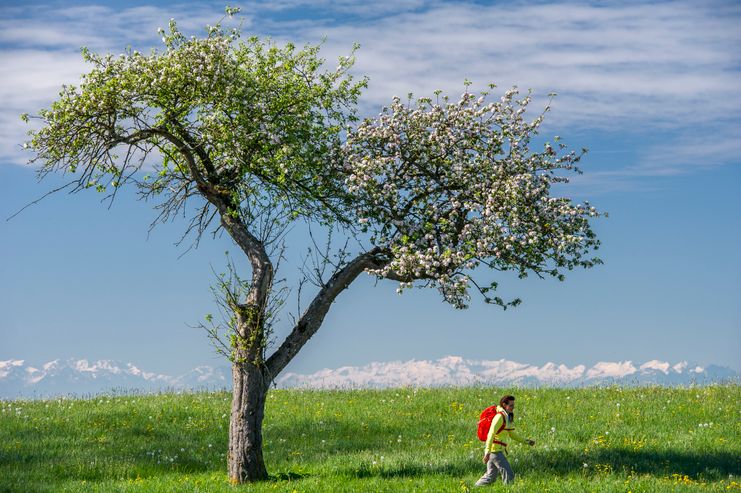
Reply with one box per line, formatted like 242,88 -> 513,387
477,406 -> 507,441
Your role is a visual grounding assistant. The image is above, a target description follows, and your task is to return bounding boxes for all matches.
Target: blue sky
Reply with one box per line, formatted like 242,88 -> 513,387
1,0 -> 739,375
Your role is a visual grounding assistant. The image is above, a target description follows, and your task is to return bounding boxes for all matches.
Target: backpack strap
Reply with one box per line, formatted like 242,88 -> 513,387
490,412 -> 511,453
493,439 -> 509,453
495,411 -> 508,435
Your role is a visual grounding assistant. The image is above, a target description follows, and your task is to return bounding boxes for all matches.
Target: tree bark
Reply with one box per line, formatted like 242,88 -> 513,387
228,360 -> 269,483
226,261 -> 272,483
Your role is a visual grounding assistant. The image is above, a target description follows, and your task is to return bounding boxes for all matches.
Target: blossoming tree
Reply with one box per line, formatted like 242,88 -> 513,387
23,10 -> 602,483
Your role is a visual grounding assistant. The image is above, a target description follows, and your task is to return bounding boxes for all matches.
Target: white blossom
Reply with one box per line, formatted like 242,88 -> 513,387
343,89 -> 601,308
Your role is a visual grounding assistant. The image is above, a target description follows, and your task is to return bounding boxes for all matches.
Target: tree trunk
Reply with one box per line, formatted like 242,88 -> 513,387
225,248 -> 384,483
219,234 -> 272,483
228,360 -> 269,483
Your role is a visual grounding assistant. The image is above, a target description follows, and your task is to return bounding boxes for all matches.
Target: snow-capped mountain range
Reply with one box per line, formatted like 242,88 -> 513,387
0,359 -> 229,400
276,356 -> 738,389
0,356 -> 737,399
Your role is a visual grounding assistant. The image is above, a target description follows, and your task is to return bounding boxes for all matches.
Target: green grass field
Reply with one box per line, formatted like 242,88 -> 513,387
1,385 -> 739,492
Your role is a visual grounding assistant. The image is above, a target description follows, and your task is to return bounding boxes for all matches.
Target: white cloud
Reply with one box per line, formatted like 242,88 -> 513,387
636,127 -> 741,174
0,4 -> 233,51
0,49 -> 88,163
250,0 -> 428,17
283,1 -> 740,124
562,124 -> 741,193
282,1 -> 741,184
1,1 -> 738,187
0,4 -> 236,165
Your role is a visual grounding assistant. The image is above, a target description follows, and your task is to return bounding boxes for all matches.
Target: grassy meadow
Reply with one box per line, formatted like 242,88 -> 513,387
1,385 -> 739,492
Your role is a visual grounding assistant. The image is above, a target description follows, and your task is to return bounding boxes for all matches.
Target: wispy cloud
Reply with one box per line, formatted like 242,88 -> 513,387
285,1 -> 741,124
0,3 -> 232,163
1,1 -> 738,188
0,4 -> 235,51
635,127 -> 741,175
563,124 -> 741,194
266,0 -> 741,186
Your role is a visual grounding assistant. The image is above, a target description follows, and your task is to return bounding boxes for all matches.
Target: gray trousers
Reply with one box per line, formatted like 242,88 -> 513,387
475,452 -> 515,486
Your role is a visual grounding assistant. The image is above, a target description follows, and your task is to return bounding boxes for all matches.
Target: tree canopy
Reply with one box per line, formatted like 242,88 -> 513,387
25,16 -> 365,246
344,89 -> 601,308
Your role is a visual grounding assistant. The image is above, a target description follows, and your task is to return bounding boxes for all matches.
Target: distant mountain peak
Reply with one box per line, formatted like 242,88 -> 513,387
275,357 -> 738,389
0,356 -> 736,399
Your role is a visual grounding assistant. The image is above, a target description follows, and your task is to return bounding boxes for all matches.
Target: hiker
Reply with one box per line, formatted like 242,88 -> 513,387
475,394 -> 535,487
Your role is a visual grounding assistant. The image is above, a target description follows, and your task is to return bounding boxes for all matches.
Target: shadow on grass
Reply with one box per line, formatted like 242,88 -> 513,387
521,448 -> 741,480
266,417 -> 412,455
350,460 -> 479,479
344,448 -> 740,481
270,471 -> 309,481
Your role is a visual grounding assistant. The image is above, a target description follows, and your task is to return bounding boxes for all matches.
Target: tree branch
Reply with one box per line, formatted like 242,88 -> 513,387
265,246 -> 386,379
